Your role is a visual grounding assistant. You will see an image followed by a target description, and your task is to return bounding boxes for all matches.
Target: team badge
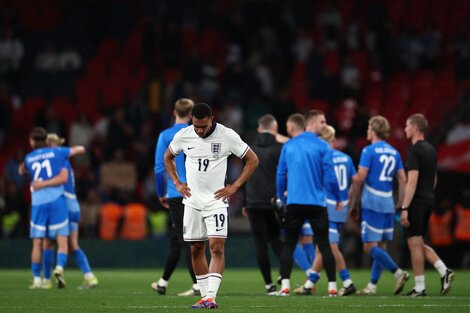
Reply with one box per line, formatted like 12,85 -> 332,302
211,143 -> 221,154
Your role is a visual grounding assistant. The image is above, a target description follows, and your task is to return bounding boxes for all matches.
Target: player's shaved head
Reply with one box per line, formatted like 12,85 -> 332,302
287,113 -> 306,131
192,103 -> 212,120
258,114 -> 277,131
407,113 -> 428,133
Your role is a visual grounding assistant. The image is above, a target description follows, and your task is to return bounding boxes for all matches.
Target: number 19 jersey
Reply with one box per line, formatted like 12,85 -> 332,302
359,141 -> 403,213
169,123 -> 249,210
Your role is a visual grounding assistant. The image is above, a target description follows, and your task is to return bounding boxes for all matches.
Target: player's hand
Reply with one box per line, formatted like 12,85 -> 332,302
175,182 -> 191,198
31,180 -> 45,191
400,210 -> 410,228
214,184 -> 238,201
336,201 -> 344,211
158,196 -> 170,209
348,206 -> 359,221
242,207 -> 249,217
18,162 -> 26,175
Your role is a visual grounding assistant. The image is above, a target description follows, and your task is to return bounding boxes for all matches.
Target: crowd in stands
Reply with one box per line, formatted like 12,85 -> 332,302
0,0 -> 469,249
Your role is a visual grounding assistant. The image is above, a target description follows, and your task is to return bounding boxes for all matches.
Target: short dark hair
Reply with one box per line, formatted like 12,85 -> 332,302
305,109 -> 325,122
287,113 -> 306,131
407,113 -> 428,133
175,98 -> 194,118
258,114 -> 276,130
192,103 -> 212,119
30,127 -> 47,142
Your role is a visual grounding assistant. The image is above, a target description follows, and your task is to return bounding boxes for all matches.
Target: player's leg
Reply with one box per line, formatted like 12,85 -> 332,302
153,226 -> 181,294
328,222 -> 355,296
29,203 -> 46,289
248,208 -> 277,293
293,221 -> 314,274
277,204 -> 305,295
41,239 -> 54,289
423,244 -> 455,295
30,238 -> 43,289
295,245 -> 320,295
49,197 -> 69,289
308,206 -> 337,296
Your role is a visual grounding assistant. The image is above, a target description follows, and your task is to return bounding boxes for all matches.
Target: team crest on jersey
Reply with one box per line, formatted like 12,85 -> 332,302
211,143 -> 221,154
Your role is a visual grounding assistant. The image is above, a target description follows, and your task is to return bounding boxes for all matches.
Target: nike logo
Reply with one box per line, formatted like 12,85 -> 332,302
215,228 -> 223,231
187,147 -> 195,150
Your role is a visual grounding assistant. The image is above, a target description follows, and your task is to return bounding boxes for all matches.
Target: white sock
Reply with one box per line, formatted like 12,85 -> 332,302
343,279 -> 353,288
305,268 -> 314,276
328,281 -> 337,292
415,275 -> 425,292
265,284 -> 274,290
367,282 -> 377,290
393,268 -> 403,279
434,260 -> 447,277
206,273 -> 222,299
157,278 -> 168,287
33,277 -> 42,285
192,283 -> 200,291
43,278 -> 51,284
196,274 -> 209,298
55,266 -> 64,272
84,272 -> 95,280
281,278 -> 290,291
304,280 -> 314,289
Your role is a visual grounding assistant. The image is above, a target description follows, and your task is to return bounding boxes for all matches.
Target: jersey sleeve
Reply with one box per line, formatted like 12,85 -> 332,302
154,132 -> 167,197
275,144 -> 288,201
227,128 -> 249,158
168,130 -> 184,156
406,146 -> 420,171
57,147 -> 71,165
322,148 -> 340,201
358,147 -> 371,169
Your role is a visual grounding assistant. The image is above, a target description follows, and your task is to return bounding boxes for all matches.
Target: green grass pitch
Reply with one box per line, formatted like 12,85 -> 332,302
1,268 -> 469,312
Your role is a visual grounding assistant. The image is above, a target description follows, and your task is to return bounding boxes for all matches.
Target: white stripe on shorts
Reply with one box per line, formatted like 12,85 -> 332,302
49,218 -> 69,230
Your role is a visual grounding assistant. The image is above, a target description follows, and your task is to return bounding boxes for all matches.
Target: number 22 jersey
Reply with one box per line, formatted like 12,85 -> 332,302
359,141 -> 403,213
169,123 -> 249,210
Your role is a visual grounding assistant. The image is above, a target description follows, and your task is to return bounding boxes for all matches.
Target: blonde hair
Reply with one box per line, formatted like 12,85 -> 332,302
369,115 -> 390,140
46,133 -> 65,147
318,125 -> 335,143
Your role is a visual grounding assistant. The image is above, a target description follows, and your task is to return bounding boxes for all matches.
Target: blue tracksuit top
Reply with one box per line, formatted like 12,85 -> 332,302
276,132 -> 340,206
154,123 -> 188,198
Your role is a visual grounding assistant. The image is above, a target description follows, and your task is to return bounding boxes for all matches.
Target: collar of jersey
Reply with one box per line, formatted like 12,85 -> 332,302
202,122 -> 217,139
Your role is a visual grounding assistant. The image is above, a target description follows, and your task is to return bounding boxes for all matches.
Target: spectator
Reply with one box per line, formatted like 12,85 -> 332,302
69,112 -> 94,166
0,28 -> 24,76
4,149 -> 26,188
57,44 -> 82,71
35,43 -> 59,72
80,189 -> 101,238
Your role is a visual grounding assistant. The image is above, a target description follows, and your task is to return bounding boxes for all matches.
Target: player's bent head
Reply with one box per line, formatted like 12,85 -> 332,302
175,98 -> 195,118
305,109 -> 325,122
192,103 -> 212,120
46,133 -> 65,147
29,127 -> 47,148
257,114 -> 277,131
407,113 -> 428,133
287,113 -> 306,131
369,115 -> 390,140
319,125 -> 335,143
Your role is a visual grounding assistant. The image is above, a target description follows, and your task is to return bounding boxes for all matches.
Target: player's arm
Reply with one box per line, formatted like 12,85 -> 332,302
31,168 -> 68,191
348,174 -> 359,214
214,149 -> 259,200
275,146 -> 288,202
398,169 -> 415,228
395,168 -> 407,208
154,134 -> 169,208
164,147 -> 191,198
70,145 -> 86,157
18,162 -> 26,175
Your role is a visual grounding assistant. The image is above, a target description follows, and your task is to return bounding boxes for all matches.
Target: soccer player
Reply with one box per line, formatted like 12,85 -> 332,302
292,110 -> 328,275
22,127 -> 78,289
295,125 -> 358,296
243,114 -> 284,294
34,133 -> 98,289
151,98 -> 199,296
275,114 -> 340,296
356,116 -> 409,295
400,113 -> 455,296
164,103 -> 259,308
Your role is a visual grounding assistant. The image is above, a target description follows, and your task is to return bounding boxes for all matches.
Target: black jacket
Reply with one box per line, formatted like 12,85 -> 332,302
245,133 -> 283,209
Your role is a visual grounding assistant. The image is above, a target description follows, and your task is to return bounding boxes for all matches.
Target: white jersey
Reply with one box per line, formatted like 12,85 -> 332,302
169,123 -> 249,210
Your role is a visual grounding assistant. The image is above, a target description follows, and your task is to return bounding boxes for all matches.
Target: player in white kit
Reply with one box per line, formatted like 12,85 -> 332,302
164,103 -> 259,309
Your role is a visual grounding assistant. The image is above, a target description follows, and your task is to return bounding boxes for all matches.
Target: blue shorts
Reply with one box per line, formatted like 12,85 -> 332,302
30,196 -> 69,239
361,208 -> 394,242
328,221 -> 344,244
300,220 -> 313,237
66,197 -> 81,232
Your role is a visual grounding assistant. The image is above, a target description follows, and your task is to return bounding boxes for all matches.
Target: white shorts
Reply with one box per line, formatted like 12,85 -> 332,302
183,206 -> 228,241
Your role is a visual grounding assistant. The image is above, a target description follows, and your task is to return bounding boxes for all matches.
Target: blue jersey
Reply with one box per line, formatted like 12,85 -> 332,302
63,160 -> 76,198
276,132 -> 339,206
154,123 -> 188,198
327,149 -> 356,222
359,141 -> 403,213
24,147 -> 71,205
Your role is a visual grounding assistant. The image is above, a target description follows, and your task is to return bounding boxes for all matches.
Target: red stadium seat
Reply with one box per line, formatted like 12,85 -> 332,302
50,96 -> 77,128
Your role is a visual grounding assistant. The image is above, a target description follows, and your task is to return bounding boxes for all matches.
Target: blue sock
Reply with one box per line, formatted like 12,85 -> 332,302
371,260 -> 383,284
308,272 -> 321,283
32,263 -> 41,278
339,269 -> 351,282
302,242 -> 315,264
369,246 -> 398,273
73,249 -> 92,274
56,252 -> 68,268
42,249 -> 54,279
293,244 -> 311,272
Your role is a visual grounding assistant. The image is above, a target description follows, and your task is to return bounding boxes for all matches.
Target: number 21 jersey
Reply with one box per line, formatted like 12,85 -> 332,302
169,123 -> 249,210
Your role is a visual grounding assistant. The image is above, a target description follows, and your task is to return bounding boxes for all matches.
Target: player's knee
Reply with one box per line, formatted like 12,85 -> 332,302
209,242 -> 225,257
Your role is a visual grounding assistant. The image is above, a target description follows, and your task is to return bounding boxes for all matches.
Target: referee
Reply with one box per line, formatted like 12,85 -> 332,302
399,113 -> 455,297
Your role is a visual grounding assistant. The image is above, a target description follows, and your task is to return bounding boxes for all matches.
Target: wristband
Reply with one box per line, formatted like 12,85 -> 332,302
400,206 -> 408,212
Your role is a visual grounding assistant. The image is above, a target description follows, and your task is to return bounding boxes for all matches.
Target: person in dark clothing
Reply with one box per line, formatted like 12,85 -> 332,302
400,113 -> 454,297
243,114 -> 286,294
